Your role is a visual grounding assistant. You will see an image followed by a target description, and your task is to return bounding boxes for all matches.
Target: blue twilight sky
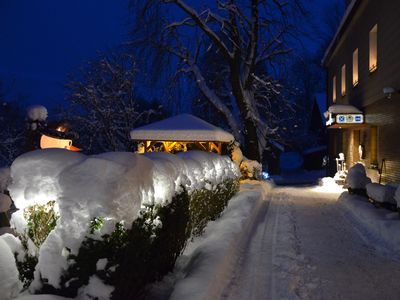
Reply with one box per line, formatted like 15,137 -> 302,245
0,0 -> 342,108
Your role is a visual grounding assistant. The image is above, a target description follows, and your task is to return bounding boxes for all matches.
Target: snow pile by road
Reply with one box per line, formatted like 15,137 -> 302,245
0,234 -> 23,300
339,192 -> 400,254
5,149 -> 239,295
164,181 -> 272,300
346,163 -> 371,190
366,183 -> 397,205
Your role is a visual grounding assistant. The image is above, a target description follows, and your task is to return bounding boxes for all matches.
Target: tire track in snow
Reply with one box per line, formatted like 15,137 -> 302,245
223,186 -> 400,300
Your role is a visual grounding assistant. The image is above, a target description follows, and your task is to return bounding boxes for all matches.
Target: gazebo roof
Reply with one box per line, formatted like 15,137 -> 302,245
130,114 -> 234,143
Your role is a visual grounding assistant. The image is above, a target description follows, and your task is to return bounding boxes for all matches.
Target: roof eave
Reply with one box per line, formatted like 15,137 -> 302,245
321,0 -> 360,67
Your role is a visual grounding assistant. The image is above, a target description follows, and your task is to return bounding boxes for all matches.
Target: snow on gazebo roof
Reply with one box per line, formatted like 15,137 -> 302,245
130,114 -> 234,143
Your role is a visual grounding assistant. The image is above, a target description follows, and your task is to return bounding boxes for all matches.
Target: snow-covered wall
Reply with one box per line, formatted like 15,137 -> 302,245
8,149 -> 240,290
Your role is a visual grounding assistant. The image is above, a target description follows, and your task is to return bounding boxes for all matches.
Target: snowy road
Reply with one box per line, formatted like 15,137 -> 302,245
222,186 -> 400,300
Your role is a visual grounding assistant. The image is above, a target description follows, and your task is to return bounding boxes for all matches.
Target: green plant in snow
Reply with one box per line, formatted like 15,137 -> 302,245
189,178 -> 239,236
23,200 -> 59,248
15,201 -> 59,288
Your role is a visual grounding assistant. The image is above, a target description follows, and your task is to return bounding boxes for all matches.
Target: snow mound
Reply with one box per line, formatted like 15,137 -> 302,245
27,105 -> 48,122
240,159 -> 262,179
8,149 -> 240,289
79,275 -> 114,300
0,234 -> 22,300
169,181 -> 272,300
366,183 -> 397,204
346,163 -> 371,190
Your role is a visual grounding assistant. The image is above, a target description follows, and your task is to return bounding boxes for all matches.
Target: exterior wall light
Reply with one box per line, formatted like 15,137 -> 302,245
383,87 -> 399,99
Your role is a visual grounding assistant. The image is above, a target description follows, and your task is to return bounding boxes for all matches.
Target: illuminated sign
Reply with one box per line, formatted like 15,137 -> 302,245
336,114 -> 364,124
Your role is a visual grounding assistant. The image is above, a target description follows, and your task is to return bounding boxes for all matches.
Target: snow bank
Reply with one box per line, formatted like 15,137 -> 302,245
169,181 -> 272,300
346,163 -> 371,190
0,234 -> 22,300
27,105 -> 48,122
8,149 -> 240,290
339,192 -> 400,254
366,183 -> 397,204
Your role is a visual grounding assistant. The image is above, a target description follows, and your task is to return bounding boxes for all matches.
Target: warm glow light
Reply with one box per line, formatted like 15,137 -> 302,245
332,76 -> 337,103
352,49 -> 359,86
369,24 -> 378,72
40,134 -> 80,151
341,64 -> 346,96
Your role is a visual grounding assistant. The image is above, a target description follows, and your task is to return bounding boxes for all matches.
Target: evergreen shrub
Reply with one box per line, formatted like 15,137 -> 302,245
37,177 -> 239,299
16,201 -> 59,288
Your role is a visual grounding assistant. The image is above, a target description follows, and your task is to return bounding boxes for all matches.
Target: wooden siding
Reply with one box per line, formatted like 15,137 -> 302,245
326,0 -> 400,108
325,0 -> 400,183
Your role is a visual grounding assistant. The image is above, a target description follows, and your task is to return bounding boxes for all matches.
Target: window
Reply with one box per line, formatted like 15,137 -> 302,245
353,49 -> 359,86
333,76 -> 337,102
369,24 -> 378,72
341,64 -> 346,96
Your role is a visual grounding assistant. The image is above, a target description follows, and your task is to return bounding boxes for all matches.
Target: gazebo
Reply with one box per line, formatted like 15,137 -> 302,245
130,114 -> 234,155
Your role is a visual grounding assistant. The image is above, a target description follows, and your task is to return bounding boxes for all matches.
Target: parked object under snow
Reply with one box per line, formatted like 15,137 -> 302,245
5,149 -> 239,298
345,164 -> 371,195
366,183 -> 398,208
131,114 -> 234,155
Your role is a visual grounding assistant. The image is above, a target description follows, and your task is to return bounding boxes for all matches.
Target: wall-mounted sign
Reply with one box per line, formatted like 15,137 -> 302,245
336,114 -> 364,124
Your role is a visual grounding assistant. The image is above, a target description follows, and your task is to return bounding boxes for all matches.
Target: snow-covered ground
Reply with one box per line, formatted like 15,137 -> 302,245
222,185 -> 400,299
148,180 -> 272,300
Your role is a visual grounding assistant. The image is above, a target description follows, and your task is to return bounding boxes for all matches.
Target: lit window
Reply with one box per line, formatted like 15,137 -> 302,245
369,24 -> 378,72
341,64 -> 346,96
333,76 -> 337,103
353,49 -> 359,86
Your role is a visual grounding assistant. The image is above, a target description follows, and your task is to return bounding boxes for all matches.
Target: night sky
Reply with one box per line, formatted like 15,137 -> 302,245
0,0 -> 343,109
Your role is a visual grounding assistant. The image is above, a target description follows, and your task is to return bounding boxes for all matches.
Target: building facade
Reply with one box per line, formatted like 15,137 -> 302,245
323,0 -> 400,183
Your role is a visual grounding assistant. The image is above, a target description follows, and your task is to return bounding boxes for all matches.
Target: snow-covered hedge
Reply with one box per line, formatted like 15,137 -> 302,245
5,149 -> 240,299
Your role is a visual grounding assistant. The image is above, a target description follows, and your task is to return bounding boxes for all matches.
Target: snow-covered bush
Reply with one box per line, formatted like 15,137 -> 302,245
5,149 -> 240,299
239,159 -> 262,180
345,163 -> 371,196
228,142 -> 261,180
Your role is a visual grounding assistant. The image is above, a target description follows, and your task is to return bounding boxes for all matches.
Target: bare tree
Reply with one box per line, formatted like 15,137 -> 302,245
129,0 -> 304,161
65,54 -> 160,153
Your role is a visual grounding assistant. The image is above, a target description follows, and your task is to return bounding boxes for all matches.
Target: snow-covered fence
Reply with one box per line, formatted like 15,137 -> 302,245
3,149 -> 240,299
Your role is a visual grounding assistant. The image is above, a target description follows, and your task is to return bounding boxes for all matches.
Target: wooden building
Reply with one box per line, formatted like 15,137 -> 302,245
322,0 -> 400,183
130,114 -> 234,155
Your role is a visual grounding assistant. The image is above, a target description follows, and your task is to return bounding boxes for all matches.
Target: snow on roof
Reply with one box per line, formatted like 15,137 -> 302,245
327,104 -> 362,114
27,105 -> 48,121
130,114 -> 234,143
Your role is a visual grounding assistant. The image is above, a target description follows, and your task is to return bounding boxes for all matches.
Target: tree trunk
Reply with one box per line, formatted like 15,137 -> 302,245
229,62 -> 260,161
